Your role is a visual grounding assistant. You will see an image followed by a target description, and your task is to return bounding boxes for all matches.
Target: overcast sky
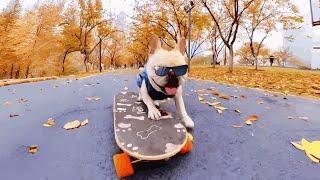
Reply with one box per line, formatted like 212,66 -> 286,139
0,0 -> 135,14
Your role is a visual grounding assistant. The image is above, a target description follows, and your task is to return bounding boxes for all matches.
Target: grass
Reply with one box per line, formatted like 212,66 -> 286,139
189,66 -> 320,99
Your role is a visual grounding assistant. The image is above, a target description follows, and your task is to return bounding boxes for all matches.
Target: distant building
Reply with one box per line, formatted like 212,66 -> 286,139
283,3 -> 320,69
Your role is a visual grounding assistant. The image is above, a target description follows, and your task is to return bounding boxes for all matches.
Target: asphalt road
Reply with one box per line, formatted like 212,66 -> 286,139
0,72 -> 320,180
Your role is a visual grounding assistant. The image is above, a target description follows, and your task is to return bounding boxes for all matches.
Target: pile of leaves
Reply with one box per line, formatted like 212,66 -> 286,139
189,66 -> 320,98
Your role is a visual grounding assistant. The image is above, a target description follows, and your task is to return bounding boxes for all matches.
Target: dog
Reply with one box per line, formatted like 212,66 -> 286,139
137,36 -> 194,129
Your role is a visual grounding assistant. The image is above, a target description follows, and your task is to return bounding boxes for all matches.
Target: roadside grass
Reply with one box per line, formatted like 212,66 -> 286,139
189,66 -> 320,99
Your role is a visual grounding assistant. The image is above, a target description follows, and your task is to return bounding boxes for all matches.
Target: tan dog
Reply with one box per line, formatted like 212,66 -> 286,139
137,36 -> 194,129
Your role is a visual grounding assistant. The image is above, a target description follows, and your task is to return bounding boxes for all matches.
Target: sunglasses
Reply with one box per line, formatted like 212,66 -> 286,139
154,65 -> 188,77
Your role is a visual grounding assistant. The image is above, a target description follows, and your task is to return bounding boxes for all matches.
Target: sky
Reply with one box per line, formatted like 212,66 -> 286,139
0,0 -> 135,14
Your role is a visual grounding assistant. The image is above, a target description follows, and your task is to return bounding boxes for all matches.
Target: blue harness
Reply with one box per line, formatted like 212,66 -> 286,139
137,68 -> 174,100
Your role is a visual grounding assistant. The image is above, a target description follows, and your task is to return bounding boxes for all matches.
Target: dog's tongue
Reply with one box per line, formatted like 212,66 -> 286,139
165,87 -> 177,95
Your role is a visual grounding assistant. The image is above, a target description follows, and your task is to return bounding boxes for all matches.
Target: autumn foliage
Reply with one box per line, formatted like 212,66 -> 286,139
0,0 -> 306,80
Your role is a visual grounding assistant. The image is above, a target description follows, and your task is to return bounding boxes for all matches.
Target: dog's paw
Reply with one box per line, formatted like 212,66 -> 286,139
148,107 -> 161,120
182,115 -> 194,129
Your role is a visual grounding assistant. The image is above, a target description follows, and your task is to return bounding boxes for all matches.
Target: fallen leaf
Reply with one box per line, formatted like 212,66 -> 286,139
232,125 -> 243,128
234,109 -> 241,113
207,102 -> 221,106
85,96 -> 101,101
257,100 -> 264,104
291,139 -> 320,163
63,120 -> 81,130
9,114 -> 19,118
198,96 -> 205,102
210,90 -> 220,96
216,109 -> 223,114
219,94 -> 230,100
288,116 -> 295,119
298,116 -> 309,122
28,145 -> 38,154
214,105 -> 228,111
291,141 -> 304,151
231,95 -> 239,98
81,119 -> 89,126
246,115 -> 259,122
43,118 -> 55,128
245,120 -> 253,125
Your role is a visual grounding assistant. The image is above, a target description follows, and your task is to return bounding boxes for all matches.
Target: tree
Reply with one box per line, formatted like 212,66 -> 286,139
105,32 -> 125,68
242,0 -> 303,70
129,0 -> 210,67
202,0 -> 255,73
0,0 -> 21,78
61,0 -> 112,72
236,42 -> 270,66
208,26 -> 224,68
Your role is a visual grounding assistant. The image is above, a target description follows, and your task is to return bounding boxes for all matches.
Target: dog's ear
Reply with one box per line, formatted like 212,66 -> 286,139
149,35 -> 161,54
176,36 -> 186,55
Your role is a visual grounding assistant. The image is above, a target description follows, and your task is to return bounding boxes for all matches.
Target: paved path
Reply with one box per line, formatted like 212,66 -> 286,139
0,72 -> 319,180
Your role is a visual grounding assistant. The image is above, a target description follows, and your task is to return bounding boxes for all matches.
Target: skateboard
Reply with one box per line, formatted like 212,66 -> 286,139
113,92 -> 193,178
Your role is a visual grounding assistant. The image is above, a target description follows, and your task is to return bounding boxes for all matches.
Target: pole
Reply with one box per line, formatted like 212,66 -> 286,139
188,10 -> 191,71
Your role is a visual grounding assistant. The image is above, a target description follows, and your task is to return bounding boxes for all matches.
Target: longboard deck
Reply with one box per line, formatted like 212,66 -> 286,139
113,92 -> 187,161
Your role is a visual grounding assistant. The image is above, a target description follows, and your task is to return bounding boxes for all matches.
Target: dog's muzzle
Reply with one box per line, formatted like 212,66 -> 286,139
163,71 -> 179,95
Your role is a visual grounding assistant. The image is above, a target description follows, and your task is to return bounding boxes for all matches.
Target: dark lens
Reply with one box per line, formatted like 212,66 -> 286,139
173,65 -> 188,76
155,66 -> 168,76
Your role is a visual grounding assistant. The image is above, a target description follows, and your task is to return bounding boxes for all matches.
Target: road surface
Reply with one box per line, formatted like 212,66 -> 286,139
0,72 -> 319,180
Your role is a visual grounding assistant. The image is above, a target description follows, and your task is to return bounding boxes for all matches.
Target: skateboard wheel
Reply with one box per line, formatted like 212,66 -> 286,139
180,133 -> 193,154
113,153 -> 134,178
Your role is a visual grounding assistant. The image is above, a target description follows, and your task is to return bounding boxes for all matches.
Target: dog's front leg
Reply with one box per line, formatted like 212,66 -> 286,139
140,80 -> 161,120
175,87 -> 194,129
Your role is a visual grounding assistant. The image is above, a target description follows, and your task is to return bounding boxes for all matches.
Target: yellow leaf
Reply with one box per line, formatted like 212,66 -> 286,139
28,145 -> 38,154
246,115 -> 259,122
291,141 -> 304,151
306,153 -> 320,163
43,118 -> 55,127
245,120 -> 253,125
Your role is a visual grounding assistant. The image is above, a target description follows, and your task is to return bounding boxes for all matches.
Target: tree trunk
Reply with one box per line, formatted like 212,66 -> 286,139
15,66 -> 20,79
83,53 -> 89,72
224,46 -> 227,66
99,38 -> 102,72
10,64 -> 14,79
255,56 -> 258,70
62,50 -> 69,73
25,64 -> 30,78
212,46 -> 216,68
228,46 -> 234,73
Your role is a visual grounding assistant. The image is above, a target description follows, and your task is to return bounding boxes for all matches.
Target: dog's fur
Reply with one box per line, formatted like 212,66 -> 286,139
138,36 -> 194,129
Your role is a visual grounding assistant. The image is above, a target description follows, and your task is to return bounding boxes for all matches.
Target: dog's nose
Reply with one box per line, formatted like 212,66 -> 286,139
168,70 -> 175,76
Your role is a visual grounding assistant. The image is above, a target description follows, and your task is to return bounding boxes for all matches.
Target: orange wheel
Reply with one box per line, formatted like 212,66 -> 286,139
113,153 -> 134,178
180,133 -> 193,154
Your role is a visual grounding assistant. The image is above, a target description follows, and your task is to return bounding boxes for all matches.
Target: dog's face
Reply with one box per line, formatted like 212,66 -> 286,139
146,37 -> 188,96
